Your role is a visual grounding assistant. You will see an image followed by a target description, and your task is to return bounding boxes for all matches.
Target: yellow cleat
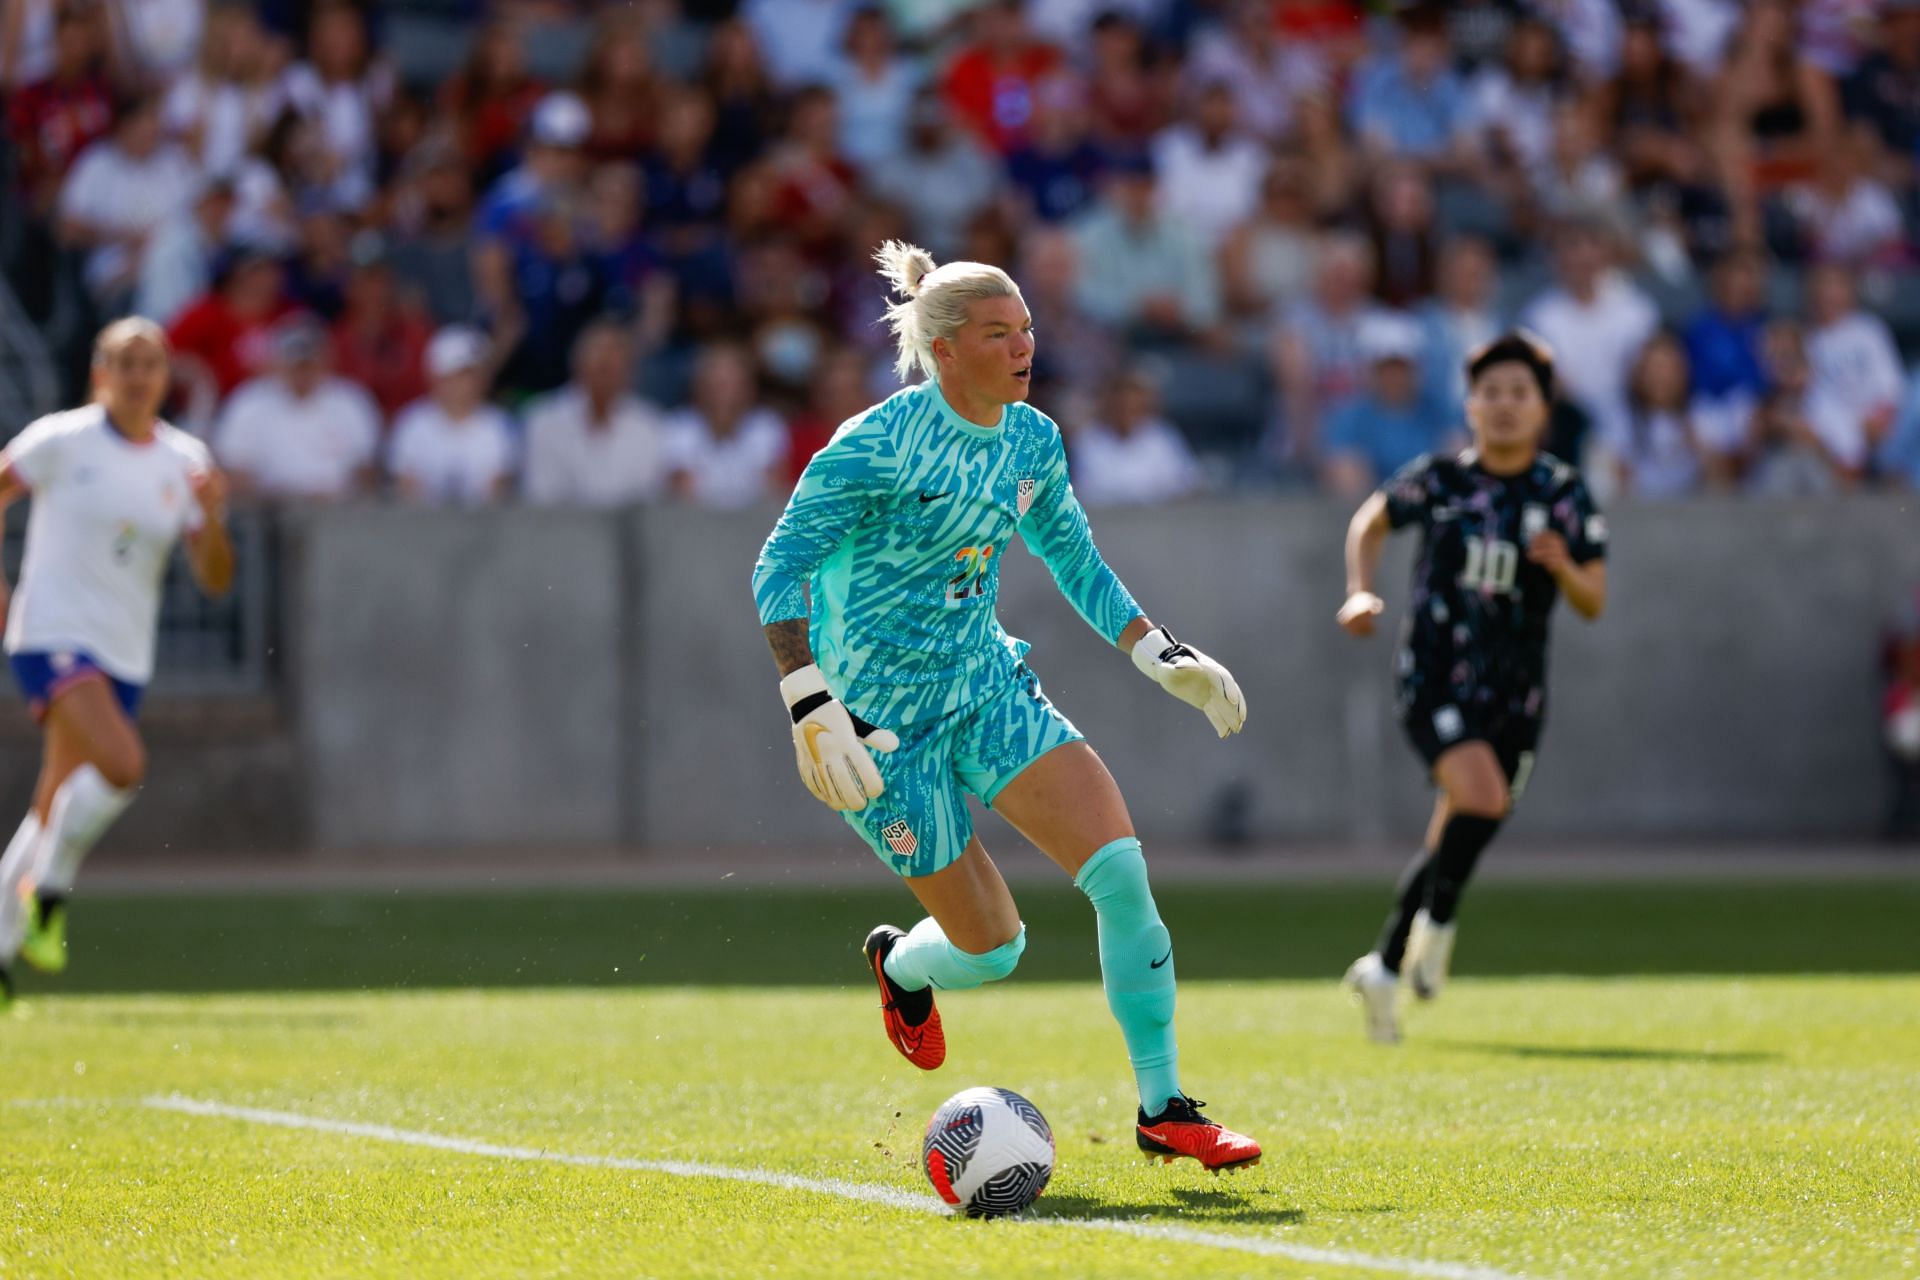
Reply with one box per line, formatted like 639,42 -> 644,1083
19,896 -> 67,974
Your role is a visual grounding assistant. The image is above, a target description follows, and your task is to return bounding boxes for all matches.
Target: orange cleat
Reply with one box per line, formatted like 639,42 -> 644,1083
863,925 -> 945,1071
1136,1097 -> 1262,1172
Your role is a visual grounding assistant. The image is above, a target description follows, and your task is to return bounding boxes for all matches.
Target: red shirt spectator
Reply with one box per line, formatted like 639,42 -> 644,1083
440,22 -> 546,183
6,3 -> 116,214
168,253 -> 294,399
331,250 -> 431,420
940,1 -> 1063,155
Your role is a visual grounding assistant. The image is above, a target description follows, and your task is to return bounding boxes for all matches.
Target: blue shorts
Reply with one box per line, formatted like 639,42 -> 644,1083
845,663 -> 1082,879
9,650 -> 145,724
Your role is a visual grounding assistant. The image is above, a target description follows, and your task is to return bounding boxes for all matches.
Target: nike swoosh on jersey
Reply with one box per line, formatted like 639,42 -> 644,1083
918,491 -> 951,503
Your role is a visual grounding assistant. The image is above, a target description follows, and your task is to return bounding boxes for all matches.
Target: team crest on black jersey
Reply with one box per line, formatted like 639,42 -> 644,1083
1016,478 -> 1036,516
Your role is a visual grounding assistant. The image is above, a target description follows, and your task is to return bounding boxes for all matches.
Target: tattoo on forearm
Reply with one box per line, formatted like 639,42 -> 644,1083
765,619 -> 813,675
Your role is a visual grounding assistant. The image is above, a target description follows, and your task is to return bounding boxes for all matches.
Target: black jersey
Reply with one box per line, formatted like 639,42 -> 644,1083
1382,450 -> 1607,729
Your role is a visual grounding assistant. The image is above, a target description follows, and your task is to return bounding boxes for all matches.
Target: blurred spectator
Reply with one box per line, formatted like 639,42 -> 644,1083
1462,15 -> 1567,178
1842,2 -> 1920,183
1071,151 -> 1218,341
783,346 -> 872,484
1219,157 -> 1317,326
7,0 -> 118,219
1708,0 -> 1841,241
57,91 -> 199,305
870,90 -> 999,258
1071,366 -> 1204,506
1804,263 -> 1904,452
585,161 -> 673,350
1612,331 -> 1706,498
1294,92 -> 1362,219
741,0 -> 857,91
1272,232 -> 1381,461
1599,11 -> 1704,198
578,16 -> 659,162
1081,10 -> 1163,148
214,314 -> 381,502
642,85 -> 731,264
1349,4 -> 1469,168
524,321 -> 668,507
499,190 -> 609,397
737,236 -> 831,403
1881,368 -> 1920,490
167,249 -> 290,408
280,1 -> 392,191
701,18 -> 777,171
1320,312 -> 1459,497
440,20 -> 545,187
1521,221 -> 1659,454
1151,79 -> 1266,251
1020,224 -> 1119,422
473,91 -> 590,340
828,5 -> 920,174
661,344 -> 787,508
1684,248 -> 1770,407
161,4 -> 285,179
285,208 -> 350,319
1783,130 -> 1906,266
1005,73 -> 1105,225
1531,98 -> 1629,231
390,327 -> 517,507
1364,162 -> 1438,309
2,0 -> 63,87
768,85 -> 860,259
1534,0 -> 1622,85
1419,234 -> 1502,413
331,234 -> 430,421
135,172 -> 234,325
941,0 -> 1063,156
1745,320 -> 1863,494
1883,595 -> 1920,840
1186,0 -> 1325,142
112,0 -> 204,84
386,140 -> 476,326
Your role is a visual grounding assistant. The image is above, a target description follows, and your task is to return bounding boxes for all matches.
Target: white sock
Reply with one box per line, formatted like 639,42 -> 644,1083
0,812 -> 42,957
31,765 -> 134,897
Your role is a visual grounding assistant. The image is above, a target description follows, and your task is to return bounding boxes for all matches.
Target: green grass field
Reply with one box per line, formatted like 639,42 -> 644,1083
3,880 -> 1918,1279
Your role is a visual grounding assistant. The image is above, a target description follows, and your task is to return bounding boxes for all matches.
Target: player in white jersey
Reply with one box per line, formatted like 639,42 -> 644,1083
0,318 -> 234,999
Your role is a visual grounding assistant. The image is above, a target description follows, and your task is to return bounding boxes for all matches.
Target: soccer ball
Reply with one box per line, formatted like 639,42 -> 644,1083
922,1086 -> 1055,1218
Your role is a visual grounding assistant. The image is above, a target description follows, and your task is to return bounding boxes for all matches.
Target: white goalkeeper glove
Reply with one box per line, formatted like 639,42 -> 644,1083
1130,626 -> 1247,738
779,665 -> 900,811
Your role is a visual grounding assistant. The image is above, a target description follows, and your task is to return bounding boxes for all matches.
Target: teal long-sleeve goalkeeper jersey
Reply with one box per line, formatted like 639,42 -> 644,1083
753,380 -> 1142,731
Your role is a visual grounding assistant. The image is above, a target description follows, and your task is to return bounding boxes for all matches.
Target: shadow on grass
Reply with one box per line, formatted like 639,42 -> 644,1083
1034,1189 -> 1305,1227
1435,1040 -> 1780,1064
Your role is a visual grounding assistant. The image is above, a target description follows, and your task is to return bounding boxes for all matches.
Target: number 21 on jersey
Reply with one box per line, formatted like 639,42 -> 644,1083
1459,535 -> 1518,594
947,545 -> 994,604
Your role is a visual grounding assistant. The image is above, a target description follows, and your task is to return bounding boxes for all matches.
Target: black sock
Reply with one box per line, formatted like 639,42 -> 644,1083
1375,850 -> 1434,973
1425,814 -> 1503,925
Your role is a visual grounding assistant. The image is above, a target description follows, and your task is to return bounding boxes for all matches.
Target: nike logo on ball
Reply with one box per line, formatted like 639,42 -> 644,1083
1150,948 -> 1172,969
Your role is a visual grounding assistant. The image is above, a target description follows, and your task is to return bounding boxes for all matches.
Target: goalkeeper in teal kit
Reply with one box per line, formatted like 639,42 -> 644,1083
752,241 -> 1261,1171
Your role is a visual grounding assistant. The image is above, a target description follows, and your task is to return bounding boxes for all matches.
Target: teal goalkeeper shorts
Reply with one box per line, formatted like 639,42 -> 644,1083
845,663 -> 1083,879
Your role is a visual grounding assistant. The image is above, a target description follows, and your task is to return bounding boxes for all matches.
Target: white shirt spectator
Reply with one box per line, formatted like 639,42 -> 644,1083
280,59 -> 393,186
58,139 -> 200,295
163,72 -> 290,177
114,0 -> 204,82
1185,26 -> 1325,141
741,0 -> 857,89
134,205 -> 217,325
1536,0 -> 1622,81
1522,272 -> 1659,449
661,407 -> 788,509
831,57 -> 921,172
4,0 -> 55,86
1807,310 -> 1904,436
523,387 -> 667,507
1609,409 -> 1701,498
214,374 -> 381,499
389,399 -> 517,506
1656,0 -> 1739,77
1,407 -> 209,684
1463,67 -> 1556,172
1151,124 -> 1268,249
1071,419 -> 1204,506
1788,179 -> 1906,266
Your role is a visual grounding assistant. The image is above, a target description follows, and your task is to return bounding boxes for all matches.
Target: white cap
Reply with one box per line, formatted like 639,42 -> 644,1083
426,326 -> 489,378
530,92 -> 591,148
1357,311 -> 1425,364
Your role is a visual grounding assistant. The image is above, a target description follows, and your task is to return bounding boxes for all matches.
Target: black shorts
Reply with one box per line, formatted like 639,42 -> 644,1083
1399,685 -> 1542,799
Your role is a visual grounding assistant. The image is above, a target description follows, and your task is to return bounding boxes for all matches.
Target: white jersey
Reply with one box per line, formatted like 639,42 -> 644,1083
3,407 -> 209,684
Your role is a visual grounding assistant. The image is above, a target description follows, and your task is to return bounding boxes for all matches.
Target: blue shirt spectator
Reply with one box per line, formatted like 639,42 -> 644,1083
1321,311 -> 1460,495
1880,368 -> 1920,489
1350,10 -> 1467,161
1684,250 -> 1770,400
1071,154 -> 1219,335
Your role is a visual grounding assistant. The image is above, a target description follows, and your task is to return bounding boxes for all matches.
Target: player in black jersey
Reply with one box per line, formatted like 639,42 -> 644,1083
1335,332 -> 1608,1043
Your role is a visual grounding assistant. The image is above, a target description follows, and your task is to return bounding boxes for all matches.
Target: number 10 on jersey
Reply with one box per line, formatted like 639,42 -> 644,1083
947,545 -> 995,604
1459,536 -> 1519,594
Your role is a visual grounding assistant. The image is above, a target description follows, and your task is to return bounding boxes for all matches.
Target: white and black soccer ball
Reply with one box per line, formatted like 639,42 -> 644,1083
922,1086 -> 1055,1218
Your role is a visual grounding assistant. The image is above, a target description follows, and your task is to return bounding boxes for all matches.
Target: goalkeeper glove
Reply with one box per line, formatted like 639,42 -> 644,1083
1130,626 -> 1247,739
779,665 -> 900,811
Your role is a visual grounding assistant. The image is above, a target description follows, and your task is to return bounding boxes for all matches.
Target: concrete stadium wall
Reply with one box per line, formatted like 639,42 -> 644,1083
259,496 -> 1918,851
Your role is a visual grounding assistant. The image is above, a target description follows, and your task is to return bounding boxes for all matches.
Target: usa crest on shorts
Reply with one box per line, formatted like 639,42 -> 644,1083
882,819 -> 918,857
1016,478 -> 1036,517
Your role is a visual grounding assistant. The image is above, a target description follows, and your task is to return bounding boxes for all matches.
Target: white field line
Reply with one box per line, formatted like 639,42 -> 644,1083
144,1094 -> 1536,1280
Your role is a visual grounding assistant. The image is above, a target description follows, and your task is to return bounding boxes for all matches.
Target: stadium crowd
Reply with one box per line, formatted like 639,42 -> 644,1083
5,0 -> 1920,507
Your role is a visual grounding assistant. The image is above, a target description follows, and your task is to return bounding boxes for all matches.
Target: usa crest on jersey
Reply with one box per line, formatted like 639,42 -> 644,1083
882,820 -> 919,857
1016,478 -> 1036,516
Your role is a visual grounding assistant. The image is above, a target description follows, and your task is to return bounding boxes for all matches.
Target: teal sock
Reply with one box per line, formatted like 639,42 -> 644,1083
1075,837 -> 1180,1115
882,917 -> 1025,991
